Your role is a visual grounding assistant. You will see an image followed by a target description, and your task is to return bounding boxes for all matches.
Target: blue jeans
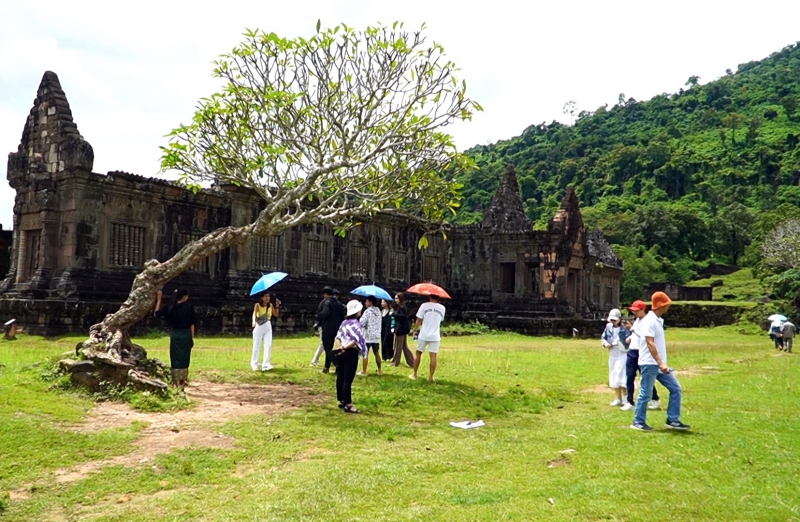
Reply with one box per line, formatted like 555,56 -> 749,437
634,365 -> 683,425
626,350 -> 659,405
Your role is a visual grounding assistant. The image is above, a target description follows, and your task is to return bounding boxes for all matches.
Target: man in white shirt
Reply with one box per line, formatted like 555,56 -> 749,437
410,294 -> 446,382
620,300 -> 661,411
631,291 -> 691,431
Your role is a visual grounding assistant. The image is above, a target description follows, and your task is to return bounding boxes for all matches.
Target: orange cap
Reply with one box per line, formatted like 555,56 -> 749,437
651,291 -> 672,310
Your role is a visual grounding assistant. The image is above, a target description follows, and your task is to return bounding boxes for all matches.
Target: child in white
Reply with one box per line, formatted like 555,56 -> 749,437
411,295 -> 446,382
252,293 -> 280,371
601,308 -> 630,406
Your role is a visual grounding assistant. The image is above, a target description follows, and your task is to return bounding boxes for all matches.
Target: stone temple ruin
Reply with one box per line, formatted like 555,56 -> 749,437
0,72 -> 622,336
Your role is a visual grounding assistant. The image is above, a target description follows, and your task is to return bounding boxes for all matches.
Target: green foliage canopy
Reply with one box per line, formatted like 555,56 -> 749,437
161,22 -> 481,229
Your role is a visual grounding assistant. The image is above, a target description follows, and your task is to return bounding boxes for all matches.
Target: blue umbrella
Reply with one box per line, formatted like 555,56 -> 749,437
768,314 -> 787,322
250,272 -> 288,296
350,284 -> 393,301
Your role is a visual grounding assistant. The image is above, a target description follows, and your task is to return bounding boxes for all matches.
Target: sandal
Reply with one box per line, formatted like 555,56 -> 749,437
338,401 -> 345,409
343,405 -> 361,414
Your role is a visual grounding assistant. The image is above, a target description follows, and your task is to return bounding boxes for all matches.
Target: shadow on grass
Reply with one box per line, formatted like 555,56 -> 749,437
655,428 -> 704,437
264,372 -> 571,443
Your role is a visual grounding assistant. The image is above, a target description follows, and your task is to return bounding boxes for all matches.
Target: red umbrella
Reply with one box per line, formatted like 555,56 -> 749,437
406,283 -> 452,299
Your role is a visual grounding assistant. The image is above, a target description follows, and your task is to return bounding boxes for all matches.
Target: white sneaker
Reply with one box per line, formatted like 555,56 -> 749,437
251,366 -> 259,371
648,400 -> 661,410
357,372 -> 367,377
261,364 -> 274,371
310,361 -> 319,367
620,402 -> 634,411
610,399 -> 623,406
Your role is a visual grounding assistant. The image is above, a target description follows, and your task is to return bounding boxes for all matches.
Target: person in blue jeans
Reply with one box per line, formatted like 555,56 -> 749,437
631,291 -> 691,431
620,300 -> 661,412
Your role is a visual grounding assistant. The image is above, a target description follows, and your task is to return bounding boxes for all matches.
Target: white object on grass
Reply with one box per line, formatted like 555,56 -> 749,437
449,420 -> 485,429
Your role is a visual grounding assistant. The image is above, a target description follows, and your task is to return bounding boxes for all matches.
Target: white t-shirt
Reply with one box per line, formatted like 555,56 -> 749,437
610,326 -> 620,346
629,317 -> 647,351
637,311 -> 667,366
416,302 -> 446,342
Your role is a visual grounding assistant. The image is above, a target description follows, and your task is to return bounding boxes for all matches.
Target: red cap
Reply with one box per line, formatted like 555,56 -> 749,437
627,300 -> 647,311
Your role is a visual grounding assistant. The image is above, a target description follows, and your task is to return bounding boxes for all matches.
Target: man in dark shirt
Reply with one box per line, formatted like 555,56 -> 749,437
317,287 -> 346,373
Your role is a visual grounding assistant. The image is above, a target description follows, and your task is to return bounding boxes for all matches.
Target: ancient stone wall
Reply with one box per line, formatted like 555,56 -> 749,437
643,283 -> 713,302
1,72 -> 623,337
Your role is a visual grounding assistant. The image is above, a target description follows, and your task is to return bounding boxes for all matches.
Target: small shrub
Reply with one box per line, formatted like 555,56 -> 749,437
441,320 -> 492,337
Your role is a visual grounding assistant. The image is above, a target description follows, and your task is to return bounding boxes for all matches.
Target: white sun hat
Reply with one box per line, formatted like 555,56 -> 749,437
346,299 -> 363,317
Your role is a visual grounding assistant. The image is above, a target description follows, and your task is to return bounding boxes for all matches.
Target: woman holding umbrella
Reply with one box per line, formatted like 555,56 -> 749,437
358,296 -> 383,376
252,292 -> 281,371
768,314 -> 786,350
248,272 -> 287,372
348,284 -> 393,373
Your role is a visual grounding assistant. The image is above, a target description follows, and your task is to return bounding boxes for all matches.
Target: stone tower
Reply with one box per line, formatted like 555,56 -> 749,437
481,164 -> 532,231
2,71 -> 94,293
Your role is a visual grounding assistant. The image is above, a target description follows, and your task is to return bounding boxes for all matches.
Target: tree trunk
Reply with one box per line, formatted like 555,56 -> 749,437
76,220 -> 267,392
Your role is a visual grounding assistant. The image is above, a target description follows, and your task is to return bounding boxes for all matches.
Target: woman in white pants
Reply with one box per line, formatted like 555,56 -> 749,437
252,292 -> 280,371
601,308 -> 630,406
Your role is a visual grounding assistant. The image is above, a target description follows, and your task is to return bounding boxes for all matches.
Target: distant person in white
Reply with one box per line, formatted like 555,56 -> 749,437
631,291 -> 690,431
410,294 -> 446,382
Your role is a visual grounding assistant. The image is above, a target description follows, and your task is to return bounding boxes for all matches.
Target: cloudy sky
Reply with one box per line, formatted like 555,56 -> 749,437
2,0 -> 800,227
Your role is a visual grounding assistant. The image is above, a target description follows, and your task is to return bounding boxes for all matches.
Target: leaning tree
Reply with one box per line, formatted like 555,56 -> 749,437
76,22 -> 481,389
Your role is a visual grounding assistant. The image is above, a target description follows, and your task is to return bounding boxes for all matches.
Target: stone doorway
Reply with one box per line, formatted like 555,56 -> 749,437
499,262 -> 515,294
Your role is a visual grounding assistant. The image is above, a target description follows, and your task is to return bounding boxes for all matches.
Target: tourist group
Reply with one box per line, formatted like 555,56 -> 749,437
767,314 -> 795,352
600,291 -> 691,432
153,282 -> 447,415
153,281 -> 702,428
305,286 -> 446,414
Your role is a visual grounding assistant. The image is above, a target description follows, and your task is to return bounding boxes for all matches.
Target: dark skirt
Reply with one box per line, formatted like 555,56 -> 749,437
381,333 -> 395,361
169,328 -> 194,372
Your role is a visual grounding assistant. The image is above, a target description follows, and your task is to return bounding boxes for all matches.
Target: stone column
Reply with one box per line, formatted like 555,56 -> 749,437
2,214 -> 21,289
15,228 -> 28,284
40,210 -> 60,271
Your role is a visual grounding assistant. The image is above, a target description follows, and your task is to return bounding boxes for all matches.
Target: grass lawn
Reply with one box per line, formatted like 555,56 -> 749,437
1,327 -> 799,521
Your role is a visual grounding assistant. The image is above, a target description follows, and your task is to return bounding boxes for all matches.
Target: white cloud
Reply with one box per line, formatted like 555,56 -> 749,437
2,0 -> 800,227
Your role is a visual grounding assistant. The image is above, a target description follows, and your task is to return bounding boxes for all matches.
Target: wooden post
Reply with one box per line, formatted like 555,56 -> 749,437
3,319 -> 16,340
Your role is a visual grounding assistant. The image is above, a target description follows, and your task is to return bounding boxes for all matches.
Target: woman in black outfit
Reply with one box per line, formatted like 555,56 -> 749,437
380,298 -> 395,362
391,292 -> 415,367
154,288 -> 197,387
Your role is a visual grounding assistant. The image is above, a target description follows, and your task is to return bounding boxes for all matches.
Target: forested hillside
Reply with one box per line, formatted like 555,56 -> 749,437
457,42 -> 800,303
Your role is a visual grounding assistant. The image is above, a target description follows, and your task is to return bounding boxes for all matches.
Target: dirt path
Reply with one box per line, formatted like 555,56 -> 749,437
52,381 -> 321,484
